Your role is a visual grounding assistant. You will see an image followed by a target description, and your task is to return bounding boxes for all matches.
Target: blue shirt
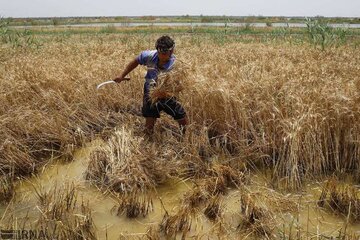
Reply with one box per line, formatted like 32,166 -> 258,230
137,50 -> 176,80
136,50 -> 176,97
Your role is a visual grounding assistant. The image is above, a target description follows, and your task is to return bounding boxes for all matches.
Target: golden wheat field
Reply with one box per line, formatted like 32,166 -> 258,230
1,31 -> 360,239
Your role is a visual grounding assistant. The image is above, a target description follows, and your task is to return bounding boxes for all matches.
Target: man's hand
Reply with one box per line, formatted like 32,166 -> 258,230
113,77 -> 130,83
114,58 -> 139,83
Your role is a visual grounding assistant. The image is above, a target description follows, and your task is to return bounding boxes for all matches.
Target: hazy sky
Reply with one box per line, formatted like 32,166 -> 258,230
1,0 -> 359,18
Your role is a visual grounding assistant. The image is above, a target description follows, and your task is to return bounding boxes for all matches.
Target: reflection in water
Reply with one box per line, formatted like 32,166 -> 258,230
1,138 -> 359,239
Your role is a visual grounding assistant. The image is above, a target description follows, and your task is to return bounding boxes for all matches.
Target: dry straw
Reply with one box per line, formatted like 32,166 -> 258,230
0,174 -> 15,203
32,182 -> 96,239
86,127 -> 169,193
114,191 -> 154,218
159,206 -> 192,239
238,193 -> 275,238
149,61 -> 191,105
2,33 -> 360,195
318,179 -> 360,223
204,195 -> 222,221
1,33 -> 360,239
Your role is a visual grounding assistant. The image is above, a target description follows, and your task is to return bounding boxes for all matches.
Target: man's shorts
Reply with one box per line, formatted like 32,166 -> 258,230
142,96 -> 186,120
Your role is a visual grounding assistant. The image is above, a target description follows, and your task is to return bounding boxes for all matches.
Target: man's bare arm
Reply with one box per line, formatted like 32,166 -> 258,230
113,58 -> 139,82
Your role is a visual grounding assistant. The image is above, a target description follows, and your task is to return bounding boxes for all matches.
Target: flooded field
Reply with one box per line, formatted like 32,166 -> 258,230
0,30 -> 360,239
1,134 -> 360,239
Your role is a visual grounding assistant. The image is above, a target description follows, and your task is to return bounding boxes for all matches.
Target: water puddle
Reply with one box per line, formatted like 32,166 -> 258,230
0,139 -> 195,239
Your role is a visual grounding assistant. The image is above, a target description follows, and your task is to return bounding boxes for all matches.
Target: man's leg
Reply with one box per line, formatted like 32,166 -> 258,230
145,117 -> 157,135
177,116 -> 188,135
159,98 -> 188,135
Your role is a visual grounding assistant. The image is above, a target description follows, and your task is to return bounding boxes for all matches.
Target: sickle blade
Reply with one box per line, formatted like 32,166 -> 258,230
96,80 -> 116,90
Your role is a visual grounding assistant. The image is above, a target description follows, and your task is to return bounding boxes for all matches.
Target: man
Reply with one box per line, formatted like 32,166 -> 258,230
113,35 -> 188,135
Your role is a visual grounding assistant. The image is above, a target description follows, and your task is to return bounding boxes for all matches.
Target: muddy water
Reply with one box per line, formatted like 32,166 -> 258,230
250,174 -> 360,237
297,184 -> 360,237
1,139 -> 360,239
0,139 -> 195,239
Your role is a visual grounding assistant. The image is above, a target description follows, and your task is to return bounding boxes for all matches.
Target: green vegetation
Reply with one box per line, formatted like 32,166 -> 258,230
306,18 -> 350,50
3,16 -> 359,52
3,22 -> 359,51
0,18 -> 41,48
